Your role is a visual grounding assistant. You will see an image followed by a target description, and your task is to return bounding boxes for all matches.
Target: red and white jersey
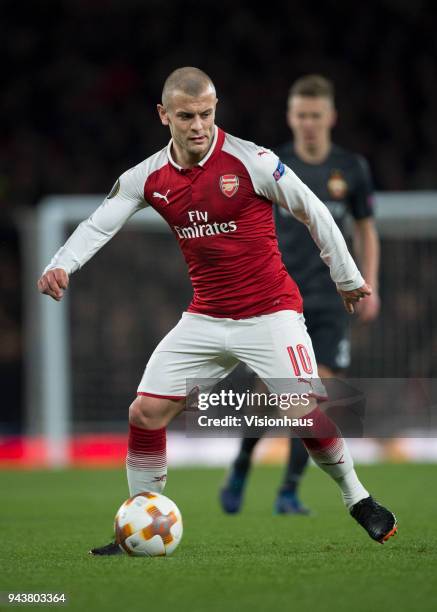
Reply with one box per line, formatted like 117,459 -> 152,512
46,127 -> 364,319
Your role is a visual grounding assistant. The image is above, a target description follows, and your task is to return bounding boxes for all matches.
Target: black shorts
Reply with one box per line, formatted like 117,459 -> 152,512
303,307 -> 350,372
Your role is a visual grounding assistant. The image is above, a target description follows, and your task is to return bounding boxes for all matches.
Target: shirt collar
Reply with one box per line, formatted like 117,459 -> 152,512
166,125 -> 218,171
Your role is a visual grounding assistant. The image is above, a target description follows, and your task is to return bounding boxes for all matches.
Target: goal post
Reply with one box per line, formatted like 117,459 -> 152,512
22,192 -> 437,466
25,198 -> 170,466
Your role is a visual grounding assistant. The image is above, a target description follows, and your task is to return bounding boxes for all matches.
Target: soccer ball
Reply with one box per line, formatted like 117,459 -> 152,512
114,491 -> 183,557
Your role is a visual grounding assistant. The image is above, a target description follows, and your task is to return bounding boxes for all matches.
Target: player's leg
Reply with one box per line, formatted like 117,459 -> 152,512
275,437 -> 311,515
275,354 -> 337,515
128,312 -> 238,490
91,312 -> 238,555
220,372 -> 267,513
90,394 -> 184,556
277,307 -> 348,514
230,310 -> 397,542
298,399 -> 396,542
126,394 -> 185,496
277,309 -> 354,514
220,437 -> 260,513
229,311 -> 363,507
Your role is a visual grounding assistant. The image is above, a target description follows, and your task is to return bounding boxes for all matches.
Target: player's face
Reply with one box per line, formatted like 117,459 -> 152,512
157,89 -> 217,166
287,96 -> 336,150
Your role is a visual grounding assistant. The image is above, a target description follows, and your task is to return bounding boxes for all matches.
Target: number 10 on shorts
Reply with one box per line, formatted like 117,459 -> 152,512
287,344 -> 313,376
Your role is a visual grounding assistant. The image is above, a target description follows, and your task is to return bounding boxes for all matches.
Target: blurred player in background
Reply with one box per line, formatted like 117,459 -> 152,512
220,75 -> 380,515
38,67 -> 395,555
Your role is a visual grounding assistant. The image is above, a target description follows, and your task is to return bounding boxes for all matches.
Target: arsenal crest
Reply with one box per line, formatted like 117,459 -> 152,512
327,170 -> 348,199
220,174 -> 239,198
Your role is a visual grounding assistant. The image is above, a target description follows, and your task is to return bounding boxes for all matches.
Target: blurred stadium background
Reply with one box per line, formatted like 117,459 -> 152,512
1,0 -> 436,467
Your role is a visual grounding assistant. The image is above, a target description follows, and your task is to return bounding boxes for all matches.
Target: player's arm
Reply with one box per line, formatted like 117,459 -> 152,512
275,170 -> 371,313
353,217 -> 380,320
350,155 -> 380,321
38,167 -> 146,301
249,150 -> 369,313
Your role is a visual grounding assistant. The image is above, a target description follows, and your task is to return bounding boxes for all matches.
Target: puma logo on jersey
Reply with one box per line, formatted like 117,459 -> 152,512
257,150 -> 269,156
153,190 -> 171,205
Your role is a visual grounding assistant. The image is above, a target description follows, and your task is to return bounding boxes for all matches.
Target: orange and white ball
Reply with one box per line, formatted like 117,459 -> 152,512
114,492 -> 183,556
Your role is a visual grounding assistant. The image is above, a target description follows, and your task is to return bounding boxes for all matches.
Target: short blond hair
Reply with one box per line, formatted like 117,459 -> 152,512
288,74 -> 335,105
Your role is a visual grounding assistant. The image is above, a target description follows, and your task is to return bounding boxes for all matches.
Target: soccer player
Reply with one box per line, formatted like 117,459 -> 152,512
220,74 -> 380,515
38,67 -> 396,554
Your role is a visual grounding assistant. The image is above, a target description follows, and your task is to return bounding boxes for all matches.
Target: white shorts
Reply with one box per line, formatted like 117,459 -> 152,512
138,310 -> 327,400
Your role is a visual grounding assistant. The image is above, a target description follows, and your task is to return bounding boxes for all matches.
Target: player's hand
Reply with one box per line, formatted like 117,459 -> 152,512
37,268 -> 69,301
355,291 -> 380,322
338,282 -> 372,315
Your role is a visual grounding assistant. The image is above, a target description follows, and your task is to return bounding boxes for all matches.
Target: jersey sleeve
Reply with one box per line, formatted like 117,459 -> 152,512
244,146 -> 365,291
44,164 -> 147,275
350,155 -> 374,220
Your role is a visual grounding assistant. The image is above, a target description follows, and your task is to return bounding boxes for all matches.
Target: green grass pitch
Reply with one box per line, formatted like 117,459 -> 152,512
1,463 -> 436,612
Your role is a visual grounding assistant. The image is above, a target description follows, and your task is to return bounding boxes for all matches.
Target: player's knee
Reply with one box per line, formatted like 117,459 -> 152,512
129,396 -> 163,429
128,395 -> 182,429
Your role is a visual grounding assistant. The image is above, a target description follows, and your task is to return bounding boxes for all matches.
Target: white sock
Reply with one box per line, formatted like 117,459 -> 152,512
126,424 -> 167,496
126,466 -> 167,496
303,436 -> 368,508
335,468 -> 369,509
